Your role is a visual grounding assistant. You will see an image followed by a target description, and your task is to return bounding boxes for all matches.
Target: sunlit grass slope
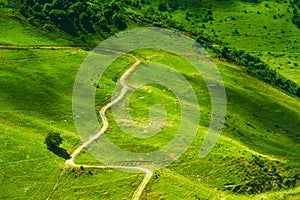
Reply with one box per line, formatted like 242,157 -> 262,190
1,3 -> 300,200
78,49 -> 300,199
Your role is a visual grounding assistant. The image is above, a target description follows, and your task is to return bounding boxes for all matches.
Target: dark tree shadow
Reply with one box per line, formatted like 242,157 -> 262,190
48,147 -> 71,160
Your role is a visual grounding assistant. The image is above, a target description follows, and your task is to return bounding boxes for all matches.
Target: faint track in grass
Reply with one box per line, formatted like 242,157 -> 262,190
0,45 -> 83,50
47,51 -> 153,200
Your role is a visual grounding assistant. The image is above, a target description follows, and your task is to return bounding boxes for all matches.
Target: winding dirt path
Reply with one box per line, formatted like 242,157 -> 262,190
49,53 -> 153,200
6,44 -> 153,199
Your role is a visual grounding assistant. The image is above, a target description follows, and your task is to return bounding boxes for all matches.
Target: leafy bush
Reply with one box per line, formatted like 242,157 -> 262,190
44,132 -> 63,149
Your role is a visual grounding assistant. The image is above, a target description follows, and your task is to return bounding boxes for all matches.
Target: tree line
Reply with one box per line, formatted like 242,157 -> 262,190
211,43 -> 300,97
13,0 -> 128,38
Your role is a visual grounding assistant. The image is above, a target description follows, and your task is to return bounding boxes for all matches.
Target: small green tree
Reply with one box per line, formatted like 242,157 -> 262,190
44,132 -> 63,149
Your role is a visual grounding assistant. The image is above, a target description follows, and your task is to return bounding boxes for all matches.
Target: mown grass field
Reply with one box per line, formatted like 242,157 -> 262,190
1,2 -> 300,200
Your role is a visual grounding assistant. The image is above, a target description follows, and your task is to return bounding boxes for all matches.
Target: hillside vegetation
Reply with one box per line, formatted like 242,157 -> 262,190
1,0 -> 300,199
11,0 -> 300,95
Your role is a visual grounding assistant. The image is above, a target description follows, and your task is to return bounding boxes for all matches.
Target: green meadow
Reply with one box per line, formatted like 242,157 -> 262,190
0,7 -> 142,199
1,1 -> 300,199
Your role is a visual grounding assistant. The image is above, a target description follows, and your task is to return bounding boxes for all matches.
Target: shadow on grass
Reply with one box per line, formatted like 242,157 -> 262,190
48,147 -> 71,160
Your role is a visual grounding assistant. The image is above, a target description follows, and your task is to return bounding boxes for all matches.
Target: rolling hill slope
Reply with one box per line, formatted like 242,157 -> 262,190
0,1 -> 300,199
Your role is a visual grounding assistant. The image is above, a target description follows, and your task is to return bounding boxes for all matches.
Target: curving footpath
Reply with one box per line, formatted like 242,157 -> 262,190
64,54 -> 153,200
2,44 -> 153,199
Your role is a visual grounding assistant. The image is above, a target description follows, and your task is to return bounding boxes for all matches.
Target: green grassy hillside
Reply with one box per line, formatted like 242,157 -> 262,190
75,49 -> 300,199
0,6 -> 143,199
191,0 -> 300,85
1,1 -> 300,199
139,0 -> 300,85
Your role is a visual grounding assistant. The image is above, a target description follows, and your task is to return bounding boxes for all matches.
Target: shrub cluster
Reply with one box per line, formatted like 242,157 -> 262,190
227,155 -> 299,194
